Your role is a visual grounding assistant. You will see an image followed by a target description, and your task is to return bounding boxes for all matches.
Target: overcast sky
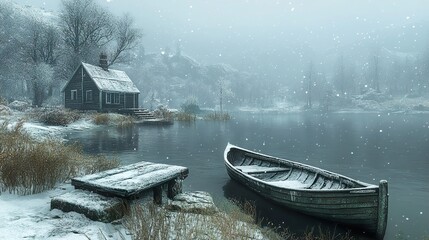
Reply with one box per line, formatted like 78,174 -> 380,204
11,0 -> 429,74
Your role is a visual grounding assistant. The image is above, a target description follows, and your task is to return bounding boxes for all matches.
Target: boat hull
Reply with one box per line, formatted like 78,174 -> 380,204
224,144 -> 388,239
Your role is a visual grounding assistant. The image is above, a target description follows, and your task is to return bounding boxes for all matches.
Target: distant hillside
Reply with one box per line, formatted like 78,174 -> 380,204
125,52 -> 261,110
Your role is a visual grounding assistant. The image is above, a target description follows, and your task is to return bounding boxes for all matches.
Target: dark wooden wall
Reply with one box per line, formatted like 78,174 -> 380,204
64,64 -> 139,111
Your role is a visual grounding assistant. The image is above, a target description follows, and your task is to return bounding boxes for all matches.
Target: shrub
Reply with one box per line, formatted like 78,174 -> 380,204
153,105 -> 174,120
204,112 -> 231,121
181,97 -> 200,114
0,121 -> 119,195
36,108 -> 81,126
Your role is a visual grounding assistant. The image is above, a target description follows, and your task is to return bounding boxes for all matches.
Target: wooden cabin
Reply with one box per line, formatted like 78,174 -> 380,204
62,55 -> 140,112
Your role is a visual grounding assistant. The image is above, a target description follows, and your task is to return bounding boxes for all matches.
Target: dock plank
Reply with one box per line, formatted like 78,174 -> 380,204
72,161 -> 189,198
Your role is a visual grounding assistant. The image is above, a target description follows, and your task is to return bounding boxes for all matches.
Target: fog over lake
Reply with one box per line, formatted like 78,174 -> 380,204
3,0 -> 429,238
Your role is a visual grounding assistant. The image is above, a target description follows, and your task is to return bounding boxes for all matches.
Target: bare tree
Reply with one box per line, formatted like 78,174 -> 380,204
373,55 -> 380,93
108,14 -> 142,66
217,76 -> 234,113
60,0 -> 113,64
31,63 -> 53,107
60,0 -> 141,71
22,18 -> 60,106
24,19 -> 59,64
335,54 -> 345,95
305,62 -> 314,109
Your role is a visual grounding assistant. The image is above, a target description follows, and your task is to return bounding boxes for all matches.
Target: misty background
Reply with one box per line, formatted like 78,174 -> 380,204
2,0 -> 429,111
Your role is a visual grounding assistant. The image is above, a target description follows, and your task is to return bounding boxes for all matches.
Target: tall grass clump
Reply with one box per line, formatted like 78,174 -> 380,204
116,115 -> 135,128
301,226 -> 354,240
92,113 -> 135,128
175,112 -> 196,122
215,199 -> 355,240
32,108 -> 81,126
204,112 -> 231,121
92,113 -> 110,125
0,121 -> 119,195
124,199 -> 287,240
153,105 -> 174,121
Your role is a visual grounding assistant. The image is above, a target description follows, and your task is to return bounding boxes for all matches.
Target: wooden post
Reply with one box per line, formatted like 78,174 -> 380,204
153,186 -> 162,205
167,178 -> 182,199
376,180 -> 388,239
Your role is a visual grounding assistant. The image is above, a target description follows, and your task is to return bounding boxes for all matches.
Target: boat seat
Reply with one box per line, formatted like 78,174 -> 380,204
236,165 -> 289,174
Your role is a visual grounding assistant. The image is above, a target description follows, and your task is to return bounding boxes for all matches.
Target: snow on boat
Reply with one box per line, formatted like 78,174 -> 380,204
224,143 -> 388,239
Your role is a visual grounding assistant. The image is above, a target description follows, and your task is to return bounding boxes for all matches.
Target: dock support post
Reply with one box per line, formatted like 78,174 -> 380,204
376,180 -> 388,239
167,178 -> 183,199
153,186 -> 162,204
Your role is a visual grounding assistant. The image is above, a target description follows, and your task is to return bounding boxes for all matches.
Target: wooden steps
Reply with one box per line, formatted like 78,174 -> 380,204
118,108 -> 156,120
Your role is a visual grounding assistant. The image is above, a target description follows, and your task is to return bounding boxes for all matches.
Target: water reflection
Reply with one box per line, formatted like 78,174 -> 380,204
73,126 -> 140,152
66,112 -> 429,239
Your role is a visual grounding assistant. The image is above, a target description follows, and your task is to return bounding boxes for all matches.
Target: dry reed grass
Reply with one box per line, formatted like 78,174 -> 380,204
204,112 -> 231,121
92,113 -> 135,128
124,200 -> 274,240
92,113 -> 110,125
153,107 -> 174,121
0,121 -> 119,195
116,115 -> 135,128
175,112 -> 196,121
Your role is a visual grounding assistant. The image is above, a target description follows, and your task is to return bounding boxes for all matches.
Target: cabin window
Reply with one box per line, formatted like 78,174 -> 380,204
71,90 -> 77,100
106,92 -> 120,104
86,90 -> 93,102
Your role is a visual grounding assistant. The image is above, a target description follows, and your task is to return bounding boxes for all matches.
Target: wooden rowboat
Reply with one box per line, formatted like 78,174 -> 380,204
224,143 -> 388,239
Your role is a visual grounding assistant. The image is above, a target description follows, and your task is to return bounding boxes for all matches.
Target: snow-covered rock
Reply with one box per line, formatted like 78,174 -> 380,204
51,189 -> 126,223
167,191 -> 218,215
8,100 -> 31,111
0,105 -> 12,115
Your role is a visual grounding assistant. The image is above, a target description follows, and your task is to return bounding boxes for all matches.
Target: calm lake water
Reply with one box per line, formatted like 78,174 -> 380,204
66,112 -> 429,239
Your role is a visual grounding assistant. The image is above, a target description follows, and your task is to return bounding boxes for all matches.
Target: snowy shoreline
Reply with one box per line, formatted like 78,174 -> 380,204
0,110 -> 132,239
1,99 -> 428,239
0,109 -> 267,240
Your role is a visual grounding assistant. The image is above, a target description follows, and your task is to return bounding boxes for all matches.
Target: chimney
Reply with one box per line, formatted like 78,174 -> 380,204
99,52 -> 108,70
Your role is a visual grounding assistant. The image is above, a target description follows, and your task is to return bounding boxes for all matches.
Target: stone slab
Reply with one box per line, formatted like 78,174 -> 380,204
167,191 -> 218,215
51,189 -> 126,223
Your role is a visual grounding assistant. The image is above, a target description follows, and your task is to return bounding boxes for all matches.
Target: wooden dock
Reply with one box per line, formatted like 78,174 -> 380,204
72,161 -> 189,202
52,161 -> 189,222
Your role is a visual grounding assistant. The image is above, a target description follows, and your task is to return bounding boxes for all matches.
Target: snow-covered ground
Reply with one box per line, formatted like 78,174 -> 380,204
0,109 -> 95,141
1,109 -> 266,240
0,184 -> 130,240
0,110 -> 127,239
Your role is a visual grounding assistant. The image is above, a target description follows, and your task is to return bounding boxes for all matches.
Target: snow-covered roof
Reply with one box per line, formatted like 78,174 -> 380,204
81,63 -> 140,93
